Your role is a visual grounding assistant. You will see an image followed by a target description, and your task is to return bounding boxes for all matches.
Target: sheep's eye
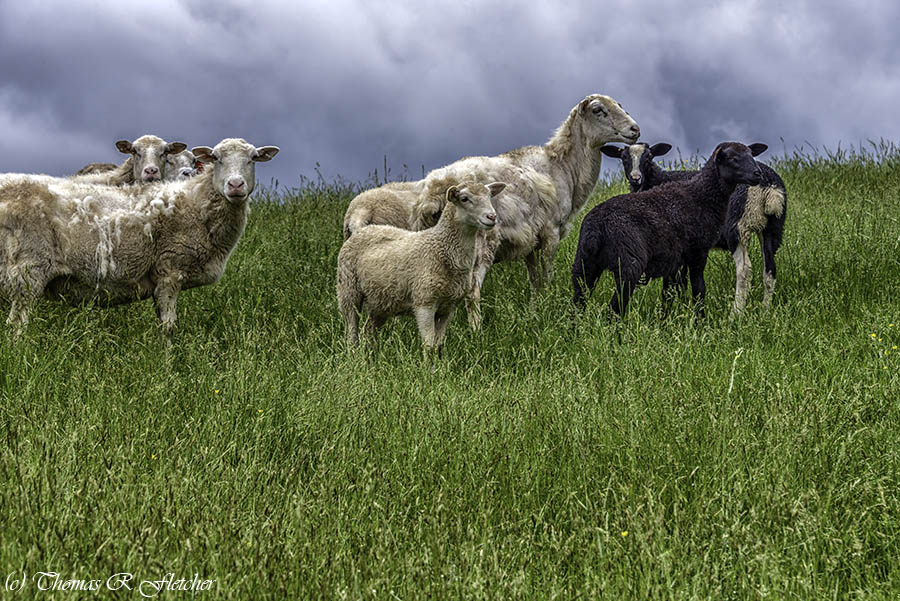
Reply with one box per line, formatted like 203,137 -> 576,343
134,152 -> 142,159
459,195 -> 469,203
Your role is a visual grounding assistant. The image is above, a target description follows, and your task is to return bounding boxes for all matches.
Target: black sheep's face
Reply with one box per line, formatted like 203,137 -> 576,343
601,142 -> 672,192
714,142 -> 763,187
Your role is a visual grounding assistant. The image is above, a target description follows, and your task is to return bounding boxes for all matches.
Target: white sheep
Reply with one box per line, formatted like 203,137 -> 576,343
337,180 -> 505,354
166,150 -> 199,180
414,94 -> 640,325
73,135 -> 189,185
342,180 -> 427,240
0,138 -> 279,337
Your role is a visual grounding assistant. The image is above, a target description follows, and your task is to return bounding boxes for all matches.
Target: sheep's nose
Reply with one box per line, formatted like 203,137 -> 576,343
227,177 -> 246,192
144,166 -> 159,175
630,125 -> 641,136
486,213 -> 496,223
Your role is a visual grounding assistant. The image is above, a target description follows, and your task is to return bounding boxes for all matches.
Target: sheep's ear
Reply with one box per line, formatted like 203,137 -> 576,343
116,140 -> 133,154
192,146 -> 216,163
487,182 -> 506,197
252,146 -> 280,162
748,143 -> 768,157
600,145 -> 623,159
446,185 -> 460,203
650,143 -> 672,157
166,142 -> 187,155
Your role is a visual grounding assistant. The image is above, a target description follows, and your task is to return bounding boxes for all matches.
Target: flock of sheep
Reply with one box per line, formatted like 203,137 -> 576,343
0,92 -> 787,354
337,93 -> 786,353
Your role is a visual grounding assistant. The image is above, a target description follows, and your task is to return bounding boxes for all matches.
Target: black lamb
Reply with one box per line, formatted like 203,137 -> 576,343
572,142 -> 763,318
601,141 -> 787,313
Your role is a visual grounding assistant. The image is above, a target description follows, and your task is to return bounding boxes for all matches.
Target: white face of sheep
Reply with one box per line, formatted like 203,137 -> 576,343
192,139 -> 280,205
445,182 -> 505,230
581,95 -> 640,145
116,135 -> 188,183
165,150 -> 198,180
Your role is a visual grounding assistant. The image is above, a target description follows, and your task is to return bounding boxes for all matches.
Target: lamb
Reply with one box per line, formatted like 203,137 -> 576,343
337,180 -> 505,354
72,135 -> 189,185
342,180 -> 428,240
600,142 -> 694,192
601,141 -> 787,312
571,142 -> 763,318
0,138 -> 279,337
411,94 -> 640,325
166,150 -> 200,180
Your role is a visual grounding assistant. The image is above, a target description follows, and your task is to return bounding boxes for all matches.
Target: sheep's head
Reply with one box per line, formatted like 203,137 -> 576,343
712,142 -> 765,187
578,94 -> 640,146
166,150 -> 198,180
116,135 -> 187,183
445,181 -> 505,230
192,138 -> 280,205
601,142 -> 672,192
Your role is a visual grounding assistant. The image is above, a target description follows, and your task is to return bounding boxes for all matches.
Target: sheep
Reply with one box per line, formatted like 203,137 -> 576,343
166,150 -> 200,180
601,141 -> 787,312
342,180 -> 427,240
72,135 -> 189,185
337,180 -> 505,354
0,138 -> 279,337
410,94 -> 640,326
571,142 -> 764,319
600,142 -> 694,192
75,162 -> 118,176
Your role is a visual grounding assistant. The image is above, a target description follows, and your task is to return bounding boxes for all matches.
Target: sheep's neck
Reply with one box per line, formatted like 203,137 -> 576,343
695,162 -> 737,214
431,205 -> 479,272
545,121 -> 603,216
203,189 -> 250,259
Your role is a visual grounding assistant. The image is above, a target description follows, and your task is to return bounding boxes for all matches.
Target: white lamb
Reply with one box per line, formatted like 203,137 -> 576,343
0,138 -> 279,337
337,180 -> 505,354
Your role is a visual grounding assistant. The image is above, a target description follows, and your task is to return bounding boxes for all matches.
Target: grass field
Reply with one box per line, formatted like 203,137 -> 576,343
2,145 -> 899,599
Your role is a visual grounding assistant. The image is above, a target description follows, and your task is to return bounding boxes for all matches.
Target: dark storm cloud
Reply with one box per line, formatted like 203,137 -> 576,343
1,1 -> 899,186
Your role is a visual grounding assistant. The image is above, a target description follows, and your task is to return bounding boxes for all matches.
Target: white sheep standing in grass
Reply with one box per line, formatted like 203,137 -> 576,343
73,135 -> 189,185
0,138 -> 279,337
337,180 -> 505,354
412,94 -> 640,326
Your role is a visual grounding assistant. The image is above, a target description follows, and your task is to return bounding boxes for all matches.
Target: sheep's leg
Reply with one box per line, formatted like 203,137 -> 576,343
466,233 -> 497,330
5,263 -> 49,338
525,252 -> 542,291
571,257 -> 602,311
731,240 -> 752,315
687,255 -> 709,319
538,230 -> 560,289
760,232 -> 777,310
610,272 -> 636,317
362,313 -> 386,341
413,305 -> 438,354
661,275 -> 681,317
153,274 -> 183,338
433,307 -> 456,357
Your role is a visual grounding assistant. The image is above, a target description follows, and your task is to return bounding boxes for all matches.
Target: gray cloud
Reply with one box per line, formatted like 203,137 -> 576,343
1,1 -> 898,186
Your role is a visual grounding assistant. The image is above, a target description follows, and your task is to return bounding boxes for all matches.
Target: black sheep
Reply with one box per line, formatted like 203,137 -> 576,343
600,142 -> 694,192
600,141 -> 787,312
572,142 -> 763,317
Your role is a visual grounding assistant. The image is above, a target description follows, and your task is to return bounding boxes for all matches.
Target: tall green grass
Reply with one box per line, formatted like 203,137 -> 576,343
1,145 -> 899,599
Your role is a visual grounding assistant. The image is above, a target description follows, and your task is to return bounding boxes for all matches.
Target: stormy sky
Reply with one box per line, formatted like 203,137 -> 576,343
1,1 -> 898,188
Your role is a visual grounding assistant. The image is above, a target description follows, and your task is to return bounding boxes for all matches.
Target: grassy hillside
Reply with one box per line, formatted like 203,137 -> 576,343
2,145 -> 899,599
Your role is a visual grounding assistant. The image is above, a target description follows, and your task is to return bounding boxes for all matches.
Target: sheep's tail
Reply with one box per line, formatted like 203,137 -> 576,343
571,224 -> 602,311
344,211 -> 370,240
336,256 -> 363,346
